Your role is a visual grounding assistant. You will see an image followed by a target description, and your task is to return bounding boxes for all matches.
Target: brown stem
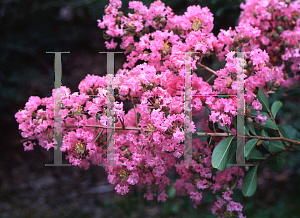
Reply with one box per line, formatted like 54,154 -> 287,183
206,74 -> 216,83
195,132 -> 234,137
245,135 -> 300,145
253,141 -> 296,165
197,62 -> 217,76
245,88 -> 257,98
268,111 -> 283,138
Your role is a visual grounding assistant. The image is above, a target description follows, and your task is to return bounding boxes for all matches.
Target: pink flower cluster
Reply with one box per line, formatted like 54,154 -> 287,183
239,0 -> 300,85
15,0 -> 300,217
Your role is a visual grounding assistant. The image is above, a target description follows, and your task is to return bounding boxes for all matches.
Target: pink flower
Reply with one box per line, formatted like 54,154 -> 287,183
222,190 -> 233,201
115,184 -> 129,195
127,172 -> 139,185
255,111 -> 267,125
252,99 -> 262,110
196,179 -> 209,189
227,201 -> 243,212
157,190 -> 168,202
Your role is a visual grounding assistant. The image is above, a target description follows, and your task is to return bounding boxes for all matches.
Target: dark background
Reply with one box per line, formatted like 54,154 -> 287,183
1,0 -> 300,217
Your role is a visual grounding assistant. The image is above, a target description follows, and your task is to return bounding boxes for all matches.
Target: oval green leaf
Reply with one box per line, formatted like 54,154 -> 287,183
226,140 -> 237,168
246,149 -> 264,161
268,155 -> 285,172
247,123 -> 256,135
271,101 -> 282,119
268,140 -> 285,153
245,139 -> 259,157
257,88 -> 270,112
212,136 -> 235,171
259,118 -> 277,130
242,164 -> 259,197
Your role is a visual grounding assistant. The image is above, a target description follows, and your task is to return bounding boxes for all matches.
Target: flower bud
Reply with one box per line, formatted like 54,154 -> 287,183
274,81 -> 281,88
205,51 -> 210,57
137,165 -> 144,170
245,166 -> 250,171
272,33 -> 279,41
86,89 -> 92,95
243,37 -> 250,43
245,108 -> 251,114
282,16 -> 288,22
162,106 -> 170,112
160,17 -> 166,25
143,27 -> 150,34
118,11 -> 123,17
233,40 -> 239,47
289,20 -> 296,27
246,117 -> 253,124
103,33 -> 111,40
293,15 -> 299,21
226,81 -> 232,88
248,60 -> 253,67
123,30 -> 129,36
229,44 -> 235,51
276,25 -> 283,34
274,46 -> 280,53
282,40 -> 290,47
115,17 -> 121,25
284,24 -> 289,30
265,33 -> 270,38
275,15 -> 281,21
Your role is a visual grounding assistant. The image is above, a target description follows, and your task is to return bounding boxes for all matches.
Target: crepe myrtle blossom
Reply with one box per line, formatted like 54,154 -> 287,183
15,0 -> 300,217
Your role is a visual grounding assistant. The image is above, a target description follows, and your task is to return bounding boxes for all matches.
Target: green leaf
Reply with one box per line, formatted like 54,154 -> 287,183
271,101 -> 282,119
212,136 -> 235,171
259,111 -> 270,118
208,121 -> 218,131
137,112 -> 141,123
245,139 -> 259,157
226,140 -> 237,168
285,89 -> 300,97
291,139 -> 300,151
233,116 -> 237,129
268,155 -> 285,172
257,88 -> 270,112
277,125 -> 300,139
244,125 -> 250,136
217,123 -> 228,132
205,106 -> 211,121
246,149 -> 265,161
247,123 -> 256,135
292,145 -> 300,152
268,140 -> 285,153
249,109 -> 258,117
242,164 -> 259,197
278,126 -> 287,138
259,118 -> 277,130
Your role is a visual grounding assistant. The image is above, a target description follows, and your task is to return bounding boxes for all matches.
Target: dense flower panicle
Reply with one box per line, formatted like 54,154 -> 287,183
239,0 -> 300,82
15,0 -> 300,217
